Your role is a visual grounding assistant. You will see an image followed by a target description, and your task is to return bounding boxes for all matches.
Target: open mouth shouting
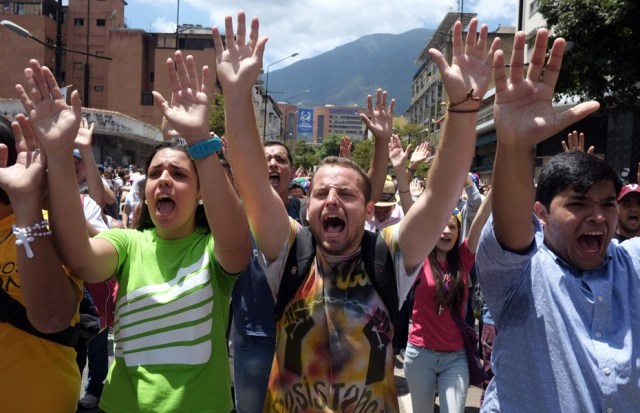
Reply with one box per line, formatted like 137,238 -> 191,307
155,194 -> 176,217
577,231 -> 604,253
627,214 -> 639,225
269,171 -> 280,190
322,215 -> 346,236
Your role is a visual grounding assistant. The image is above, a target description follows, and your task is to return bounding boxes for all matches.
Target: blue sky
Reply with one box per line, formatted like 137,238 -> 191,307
121,0 -> 519,69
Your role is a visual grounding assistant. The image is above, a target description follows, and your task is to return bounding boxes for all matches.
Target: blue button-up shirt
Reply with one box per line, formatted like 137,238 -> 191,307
476,215 -> 640,413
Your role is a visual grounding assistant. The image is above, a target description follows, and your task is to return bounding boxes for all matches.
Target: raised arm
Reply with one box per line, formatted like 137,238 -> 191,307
75,118 -> 115,207
213,12 -> 288,261
561,130 -> 594,154
388,134 -> 414,214
465,189 -> 492,254
361,89 -> 395,203
398,19 -> 500,270
492,29 -> 600,252
17,60 -> 118,283
339,136 -> 352,159
2,115 -> 79,332
152,50 -> 251,273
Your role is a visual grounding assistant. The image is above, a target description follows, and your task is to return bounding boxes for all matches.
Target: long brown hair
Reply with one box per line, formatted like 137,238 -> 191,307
429,214 -> 465,315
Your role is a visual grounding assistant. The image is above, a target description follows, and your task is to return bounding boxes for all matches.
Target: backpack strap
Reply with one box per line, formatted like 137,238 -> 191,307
0,288 -> 80,347
361,230 -> 398,324
274,227 -> 316,321
274,228 -> 398,323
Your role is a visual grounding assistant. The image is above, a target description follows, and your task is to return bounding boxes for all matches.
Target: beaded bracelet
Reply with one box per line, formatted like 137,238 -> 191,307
446,88 -> 482,109
12,219 -> 52,259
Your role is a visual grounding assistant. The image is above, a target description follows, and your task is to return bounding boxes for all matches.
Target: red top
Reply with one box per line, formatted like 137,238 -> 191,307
408,239 -> 474,351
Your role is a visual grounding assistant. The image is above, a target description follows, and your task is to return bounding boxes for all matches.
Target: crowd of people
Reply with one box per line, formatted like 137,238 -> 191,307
1,9 -> 639,413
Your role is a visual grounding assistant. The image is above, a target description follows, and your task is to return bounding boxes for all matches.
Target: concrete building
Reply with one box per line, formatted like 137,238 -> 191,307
307,105 -> 367,144
0,0 -> 219,165
407,12 -> 515,153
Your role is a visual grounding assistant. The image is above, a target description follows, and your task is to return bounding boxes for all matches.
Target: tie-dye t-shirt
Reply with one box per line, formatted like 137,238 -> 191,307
264,219 -> 420,412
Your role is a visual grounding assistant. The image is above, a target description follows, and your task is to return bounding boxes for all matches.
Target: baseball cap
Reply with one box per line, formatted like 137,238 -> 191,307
375,180 -> 399,207
618,183 -> 640,201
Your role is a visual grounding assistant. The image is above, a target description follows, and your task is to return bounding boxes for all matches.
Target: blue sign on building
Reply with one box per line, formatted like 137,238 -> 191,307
297,108 -> 313,134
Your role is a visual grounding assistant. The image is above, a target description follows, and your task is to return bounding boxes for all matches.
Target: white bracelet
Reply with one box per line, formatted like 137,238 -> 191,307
12,219 -> 52,259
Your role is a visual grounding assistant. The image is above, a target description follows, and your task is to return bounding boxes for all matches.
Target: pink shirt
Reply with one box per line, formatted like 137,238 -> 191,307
408,239 -> 475,351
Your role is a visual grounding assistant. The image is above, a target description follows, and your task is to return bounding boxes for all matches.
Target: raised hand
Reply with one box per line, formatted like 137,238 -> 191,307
408,141 -> 433,170
388,134 -> 410,169
493,29 -> 600,147
360,89 -> 395,142
152,51 -> 211,143
0,115 -> 47,206
211,11 -> 267,95
339,136 -> 352,159
75,117 -> 95,150
15,60 -> 82,153
429,19 -> 499,109
561,130 -> 594,154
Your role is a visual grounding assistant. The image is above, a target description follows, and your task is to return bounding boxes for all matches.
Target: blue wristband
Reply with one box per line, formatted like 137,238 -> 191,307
187,137 -> 223,160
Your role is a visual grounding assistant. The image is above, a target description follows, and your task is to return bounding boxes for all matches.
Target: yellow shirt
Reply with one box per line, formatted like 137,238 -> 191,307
0,212 -> 83,412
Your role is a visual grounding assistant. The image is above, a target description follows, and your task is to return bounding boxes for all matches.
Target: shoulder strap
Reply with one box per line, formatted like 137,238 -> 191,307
0,288 -> 79,347
361,230 -> 398,323
274,228 -> 398,323
274,227 -> 316,321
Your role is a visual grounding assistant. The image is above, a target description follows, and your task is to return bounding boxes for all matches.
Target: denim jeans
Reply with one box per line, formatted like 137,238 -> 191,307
403,342 -> 469,413
233,333 -> 276,413
79,328 -> 109,397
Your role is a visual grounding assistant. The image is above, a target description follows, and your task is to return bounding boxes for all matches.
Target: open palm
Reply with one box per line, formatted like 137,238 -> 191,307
212,11 -> 266,95
153,51 -> 210,142
0,115 -> 46,204
16,60 -> 82,152
493,29 -> 599,147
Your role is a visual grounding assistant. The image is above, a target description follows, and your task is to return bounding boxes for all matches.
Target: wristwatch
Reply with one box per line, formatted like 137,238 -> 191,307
187,137 -> 223,160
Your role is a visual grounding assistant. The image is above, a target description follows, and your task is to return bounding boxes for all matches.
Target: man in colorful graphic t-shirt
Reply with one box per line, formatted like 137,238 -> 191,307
264,219 -> 417,411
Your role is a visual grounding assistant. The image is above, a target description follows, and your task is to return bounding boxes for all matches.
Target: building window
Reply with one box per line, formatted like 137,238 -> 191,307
94,85 -> 104,92
530,0 -> 540,15
75,18 -> 84,26
97,19 -> 105,26
141,92 -> 154,106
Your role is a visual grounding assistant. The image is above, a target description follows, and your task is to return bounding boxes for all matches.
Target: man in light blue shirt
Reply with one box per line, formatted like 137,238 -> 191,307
476,28 -> 640,412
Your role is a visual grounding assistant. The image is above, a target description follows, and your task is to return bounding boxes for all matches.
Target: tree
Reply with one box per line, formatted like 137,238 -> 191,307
539,0 -> 640,110
209,94 -> 226,136
351,139 -> 375,171
293,140 -> 318,170
397,123 -> 429,146
317,134 -> 343,160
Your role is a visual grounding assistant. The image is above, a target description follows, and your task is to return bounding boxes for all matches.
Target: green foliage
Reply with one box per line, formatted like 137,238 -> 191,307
209,94 -> 226,136
351,139 -> 375,171
292,140 -> 318,170
539,0 -> 640,110
317,135 -> 343,160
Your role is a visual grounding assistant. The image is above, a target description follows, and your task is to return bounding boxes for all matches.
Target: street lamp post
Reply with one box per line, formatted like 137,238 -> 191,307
262,52 -> 298,140
1,19 -> 112,95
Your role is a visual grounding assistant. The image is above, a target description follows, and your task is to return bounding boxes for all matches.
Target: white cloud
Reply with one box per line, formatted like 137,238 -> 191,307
150,17 -> 177,33
125,0 -> 518,66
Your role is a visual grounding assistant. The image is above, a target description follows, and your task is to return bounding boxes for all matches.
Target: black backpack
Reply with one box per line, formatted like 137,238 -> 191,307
274,227 -> 399,323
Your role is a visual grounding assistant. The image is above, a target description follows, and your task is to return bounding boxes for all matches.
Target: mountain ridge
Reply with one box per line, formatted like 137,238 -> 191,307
267,28 -> 435,114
